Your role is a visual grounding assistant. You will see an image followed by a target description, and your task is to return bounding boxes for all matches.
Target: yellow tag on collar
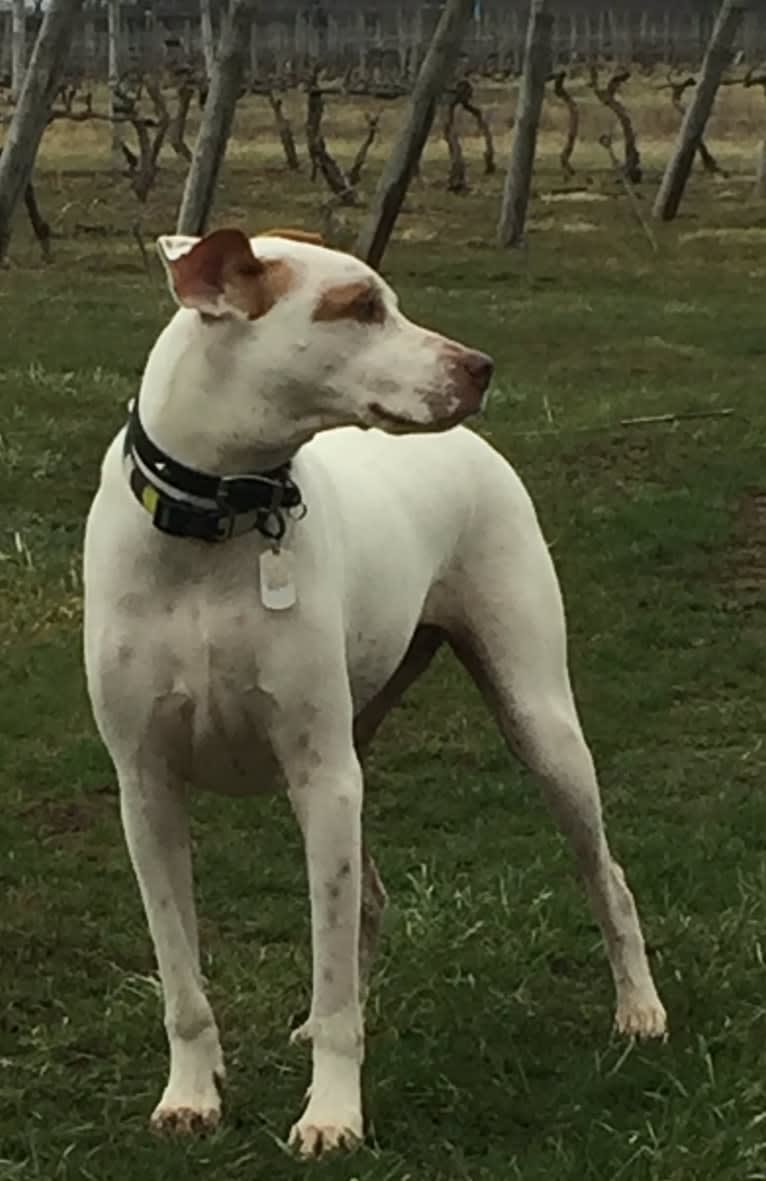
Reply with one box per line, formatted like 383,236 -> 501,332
141,485 -> 159,514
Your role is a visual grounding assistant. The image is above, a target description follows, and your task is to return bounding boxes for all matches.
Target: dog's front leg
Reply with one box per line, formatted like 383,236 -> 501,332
285,746 -> 364,1157
118,765 -> 224,1132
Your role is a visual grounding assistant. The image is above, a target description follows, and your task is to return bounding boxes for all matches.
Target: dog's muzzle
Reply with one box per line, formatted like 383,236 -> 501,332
450,349 -> 495,416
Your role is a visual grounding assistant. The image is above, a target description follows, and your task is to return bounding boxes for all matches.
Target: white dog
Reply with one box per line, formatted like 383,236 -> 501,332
83,227 -> 666,1157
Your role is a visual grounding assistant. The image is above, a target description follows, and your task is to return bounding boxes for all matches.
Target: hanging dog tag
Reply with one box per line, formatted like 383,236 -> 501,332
259,547 -> 296,611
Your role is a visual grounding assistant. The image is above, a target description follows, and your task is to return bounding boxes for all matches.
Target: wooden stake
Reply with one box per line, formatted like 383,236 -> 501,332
653,0 -> 746,222
497,0 -> 553,248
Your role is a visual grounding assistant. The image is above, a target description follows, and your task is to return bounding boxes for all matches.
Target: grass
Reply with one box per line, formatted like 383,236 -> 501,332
1,88 -> 766,1179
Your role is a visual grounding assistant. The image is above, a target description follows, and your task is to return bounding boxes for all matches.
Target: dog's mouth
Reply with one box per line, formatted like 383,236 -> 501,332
368,402 -> 473,434
368,403 -> 420,429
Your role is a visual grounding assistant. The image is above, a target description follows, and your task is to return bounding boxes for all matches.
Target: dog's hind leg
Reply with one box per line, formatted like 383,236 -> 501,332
353,625 -> 444,993
358,843 -> 387,998
353,624 -> 444,754
118,765 -> 224,1131
444,476 -> 666,1039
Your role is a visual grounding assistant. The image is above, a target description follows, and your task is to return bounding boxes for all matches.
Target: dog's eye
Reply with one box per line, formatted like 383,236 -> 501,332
353,290 -> 384,325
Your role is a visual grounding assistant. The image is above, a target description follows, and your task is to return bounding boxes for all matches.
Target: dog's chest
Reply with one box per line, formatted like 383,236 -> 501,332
186,646 -> 282,795
103,601 -> 284,795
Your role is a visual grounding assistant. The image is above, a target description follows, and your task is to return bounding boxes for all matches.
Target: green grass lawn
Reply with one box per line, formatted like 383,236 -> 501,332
1,121 -> 766,1180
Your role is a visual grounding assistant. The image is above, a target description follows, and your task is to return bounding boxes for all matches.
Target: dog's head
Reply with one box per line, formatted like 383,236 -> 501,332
156,227 -> 493,449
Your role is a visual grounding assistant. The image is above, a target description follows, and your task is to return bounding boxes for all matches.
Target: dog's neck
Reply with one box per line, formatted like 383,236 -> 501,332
136,310 -> 305,476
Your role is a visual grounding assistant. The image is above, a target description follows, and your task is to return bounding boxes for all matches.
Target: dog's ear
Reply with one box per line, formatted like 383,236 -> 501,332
156,234 -> 200,264
156,228 -> 273,319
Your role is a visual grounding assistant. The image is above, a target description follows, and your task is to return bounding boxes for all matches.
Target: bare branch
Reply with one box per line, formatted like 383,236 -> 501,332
590,66 -> 642,184
744,64 -> 766,92
454,77 -> 495,174
549,69 -> 578,179
348,113 -> 379,187
268,91 -> 300,171
168,80 -> 194,163
304,73 -> 356,204
443,93 -> 468,193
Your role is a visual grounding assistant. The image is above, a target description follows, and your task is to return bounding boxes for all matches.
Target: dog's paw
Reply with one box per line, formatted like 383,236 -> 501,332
151,1103 -> 221,1135
150,1066 -> 224,1135
615,995 -> 668,1040
288,1115 -> 362,1158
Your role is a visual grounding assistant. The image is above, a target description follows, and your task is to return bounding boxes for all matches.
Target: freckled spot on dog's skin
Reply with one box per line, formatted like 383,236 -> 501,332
338,860 -> 351,879
327,882 -> 341,901
299,701 -> 320,725
294,740 -> 322,774
322,967 -> 334,984
117,643 -> 134,667
118,591 -> 145,616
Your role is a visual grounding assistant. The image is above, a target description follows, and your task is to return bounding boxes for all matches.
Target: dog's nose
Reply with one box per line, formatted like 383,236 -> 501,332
461,350 -> 494,390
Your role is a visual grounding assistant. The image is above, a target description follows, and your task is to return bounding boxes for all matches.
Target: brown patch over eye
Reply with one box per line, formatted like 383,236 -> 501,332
312,281 -> 385,326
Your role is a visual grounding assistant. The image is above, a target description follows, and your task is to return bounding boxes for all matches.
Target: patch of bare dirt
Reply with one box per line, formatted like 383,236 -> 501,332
563,434 -> 659,487
19,784 -> 115,839
726,491 -> 766,604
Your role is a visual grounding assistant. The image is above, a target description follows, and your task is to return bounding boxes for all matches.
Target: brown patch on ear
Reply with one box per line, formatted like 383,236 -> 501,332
252,257 -> 295,319
312,281 -> 385,326
262,227 -> 325,246
169,228 -> 261,308
169,227 -> 294,319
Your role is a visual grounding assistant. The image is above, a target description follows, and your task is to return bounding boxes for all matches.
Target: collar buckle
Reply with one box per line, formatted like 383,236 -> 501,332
218,470 -> 287,511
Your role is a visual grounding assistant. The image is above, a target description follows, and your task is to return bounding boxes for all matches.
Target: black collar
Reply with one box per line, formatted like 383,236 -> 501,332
123,400 -> 305,543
